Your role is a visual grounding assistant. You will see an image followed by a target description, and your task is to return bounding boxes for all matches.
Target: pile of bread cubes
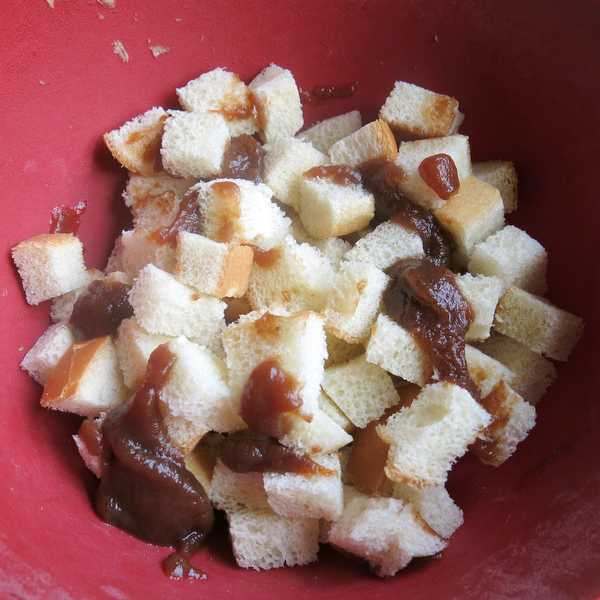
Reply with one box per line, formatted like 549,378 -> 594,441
12,64 -> 584,576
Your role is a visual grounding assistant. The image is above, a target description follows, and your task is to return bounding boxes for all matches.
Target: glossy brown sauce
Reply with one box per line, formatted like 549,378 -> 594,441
254,247 -> 281,269
70,279 -> 133,340
221,134 -> 264,183
50,201 -> 87,234
418,153 -> 459,200
150,191 -> 202,246
309,82 -> 358,101
304,165 -> 362,187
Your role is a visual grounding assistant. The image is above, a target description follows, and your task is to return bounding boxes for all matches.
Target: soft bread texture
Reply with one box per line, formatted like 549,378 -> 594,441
328,119 -> 398,167
175,232 -> 254,298
324,330 -> 364,368
310,236 -> 351,268
465,344 -> 515,398
298,111 -> 362,153
119,229 -> 176,278
50,269 -> 104,323
103,106 -> 167,175
12,234 -> 89,305
184,445 -> 216,494
210,459 -> 269,511
318,390 -> 354,432
494,287 -> 584,361
161,110 -> 230,178
322,354 -> 401,428
468,225 -> 548,294
379,81 -> 462,140
377,382 -> 491,487
249,64 -> 304,142
456,273 -> 504,341
394,134 -> 472,210
472,160 -> 518,213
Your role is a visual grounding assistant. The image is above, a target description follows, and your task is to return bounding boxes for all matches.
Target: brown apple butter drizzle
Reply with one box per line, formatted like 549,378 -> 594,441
221,134 -> 264,183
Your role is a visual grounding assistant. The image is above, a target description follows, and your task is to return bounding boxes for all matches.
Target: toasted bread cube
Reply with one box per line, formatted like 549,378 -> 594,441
324,261 -> 389,344
298,111 -> 362,153
222,311 -> 326,420
322,354 -> 400,428
379,81 -> 462,140
466,344 -> 514,398
50,269 -> 104,323
210,460 -> 269,512
227,507 -> 319,570
249,64 -> 303,142
472,160 -> 518,213
161,110 -> 230,178
494,287 -> 584,361
12,234 -> 88,305
129,264 -> 226,347
329,119 -> 398,167
103,106 -> 167,175
175,232 -> 253,298
434,176 -> 504,264
395,135 -> 472,210
118,229 -> 176,278
456,273 -> 504,341
366,314 -> 430,386
328,486 -> 446,577
176,67 -> 258,136
377,382 -> 491,487
475,333 -> 556,404
324,330 -> 364,368
247,236 -> 335,312
344,220 -> 424,270
468,225 -> 548,294
21,323 -> 75,385
41,336 -> 126,417
318,390 -> 354,432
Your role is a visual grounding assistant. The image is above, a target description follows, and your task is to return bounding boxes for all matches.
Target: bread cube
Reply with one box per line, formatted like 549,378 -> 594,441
104,236 -> 123,274
103,106 -> 167,175
195,178 -> 290,251
394,135 -> 472,210
73,417 -> 104,478
210,459 -> 269,512
41,336 -> 126,417
343,220 -> 424,270
378,382 -> 491,487
468,225 -> 548,294
249,64 -> 304,142
324,330 -> 364,368
50,268 -> 104,323
318,390 -> 354,432
465,344 -> 514,398
21,323 -> 75,385
434,176 -> 504,264
310,236 -> 351,267
456,273 -> 504,341
227,507 -> 319,570
322,354 -> 400,428
12,234 -> 89,305
119,229 -> 176,278
494,287 -> 584,361
161,110 -> 230,178
184,445 -> 216,493
379,81 -> 462,140
263,138 -> 327,208
324,261 -> 389,343
472,160 -> 518,213
298,110 -> 362,153
328,119 -> 398,166
176,67 -> 258,136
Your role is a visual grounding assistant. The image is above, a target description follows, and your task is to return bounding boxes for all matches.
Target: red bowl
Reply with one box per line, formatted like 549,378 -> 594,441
1,1 -> 599,598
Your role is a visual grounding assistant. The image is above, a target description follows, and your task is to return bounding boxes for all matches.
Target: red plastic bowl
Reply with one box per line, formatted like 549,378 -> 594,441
1,1 -> 599,598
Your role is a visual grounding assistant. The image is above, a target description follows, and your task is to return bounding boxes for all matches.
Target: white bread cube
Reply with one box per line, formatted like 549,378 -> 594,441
472,160 -> 518,213
298,110 -> 362,153
328,119 -> 398,167
322,354 -> 400,428
494,287 -> 584,361
104,236 -> 124,274
129,265 -> 226,348
161,110 -> 230,178
328,486 -> 445,577
247,236 -> 335,313
456,273 -> 504,341
195,178 -> 290,251
468,225 -> 548,294
324,330 -> 364,368
175,232 -> 254,298
41,336 -> 126,417
248,64 -> 303,142
466,344 -> 514,398
343,220 -> 424,270
377,382 -> 491,487
379,81 -> 462,140
324,261 -> 389,343
434,176 -> 504,264
103,106 -> 167,175
395,135 -> 472,210
12,234 -> 88,305
318,390 -> 354,432
176,67 -> 258,136
475,333 -> 556,404
222,311 -> 327,420
210,460 -> 269,512
227,507 -> 319,570
264,454 -> 343,521
184,445 -> 216,493
263,138 -> 327,208
310,236 -> 351,268
21,323 -> 75,385
73,417 -> 104,479
366,314 -> 430,386
50,268 -> 104,323
119,229 -> 176,278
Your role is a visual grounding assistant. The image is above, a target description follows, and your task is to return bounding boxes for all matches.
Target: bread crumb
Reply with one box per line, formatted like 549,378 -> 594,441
39,80 -> 47,86
97,0 -> 116,7
46,0 -> 54,7
112,40 -> 129,63
18,346 -> 24,352
149,44 -> 170,58
175,16 -> 183,22
98,12 -> 105,19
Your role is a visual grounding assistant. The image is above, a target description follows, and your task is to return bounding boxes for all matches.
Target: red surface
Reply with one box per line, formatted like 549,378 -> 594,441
1,1 -> 599,598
